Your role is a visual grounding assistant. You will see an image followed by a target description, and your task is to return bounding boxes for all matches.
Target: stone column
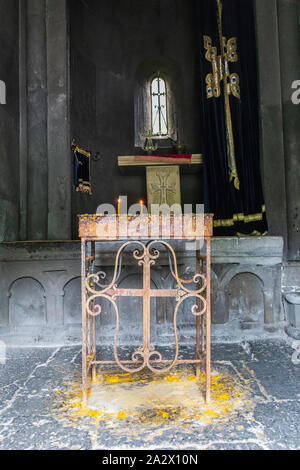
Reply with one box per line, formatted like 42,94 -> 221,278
24,0 -> 71,241
277,0 -> 300,261
254,0 -> 288,249
0,0 -> 20,242
215,288 -> 228,324
263,288 -> 275,325
46,293 -> 64,326
26,0 -> 48,240
46,0 -> 71,240
19,0 -> 28,240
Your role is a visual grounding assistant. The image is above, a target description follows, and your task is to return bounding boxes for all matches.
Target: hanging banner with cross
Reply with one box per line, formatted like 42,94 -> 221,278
196,0 -> 268,235
203,0 -> 240,191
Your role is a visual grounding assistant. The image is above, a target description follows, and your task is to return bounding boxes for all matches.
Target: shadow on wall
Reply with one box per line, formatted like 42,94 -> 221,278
63,277 -> 81,325
9,278 -> 47,326
227,273 -> 264,327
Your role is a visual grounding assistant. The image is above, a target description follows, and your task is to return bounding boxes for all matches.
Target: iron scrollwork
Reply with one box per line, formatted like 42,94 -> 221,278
85,240 -> 207,374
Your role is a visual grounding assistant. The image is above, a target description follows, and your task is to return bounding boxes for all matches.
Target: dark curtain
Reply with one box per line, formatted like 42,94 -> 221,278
196,0 -> 268,236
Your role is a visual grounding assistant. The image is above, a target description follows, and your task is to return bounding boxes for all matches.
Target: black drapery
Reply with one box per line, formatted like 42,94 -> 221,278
196,0 -> 268,236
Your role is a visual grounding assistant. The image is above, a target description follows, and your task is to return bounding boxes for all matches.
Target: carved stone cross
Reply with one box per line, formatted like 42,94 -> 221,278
151,172 -> 176,205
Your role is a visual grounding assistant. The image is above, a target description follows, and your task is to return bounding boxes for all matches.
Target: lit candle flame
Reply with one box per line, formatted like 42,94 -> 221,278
117,198 -> 121,215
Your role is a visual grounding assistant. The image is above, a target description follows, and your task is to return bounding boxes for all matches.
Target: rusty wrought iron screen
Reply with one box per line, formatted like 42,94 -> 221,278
79,214 -> 213,406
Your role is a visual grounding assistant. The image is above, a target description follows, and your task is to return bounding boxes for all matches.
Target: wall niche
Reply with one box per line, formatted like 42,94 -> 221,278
69,0 -> 203,238
9,278 -> 46,326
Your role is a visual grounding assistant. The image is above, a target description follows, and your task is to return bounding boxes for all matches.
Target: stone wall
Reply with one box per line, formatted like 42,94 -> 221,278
0,0 -> 299,345
69,0 -> 203,238
0,237 -> 284,345
18,0 -> 71,241
0,0 -> 19,241
254,0 -> 300,338
0,0 -> 297,251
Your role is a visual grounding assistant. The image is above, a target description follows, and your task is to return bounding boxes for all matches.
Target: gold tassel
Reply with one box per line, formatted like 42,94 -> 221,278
230,172 -> 240,191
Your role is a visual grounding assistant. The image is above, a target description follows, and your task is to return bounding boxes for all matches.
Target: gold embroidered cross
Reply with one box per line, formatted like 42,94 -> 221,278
202,0 -> 241,191
204,35 -> 240,100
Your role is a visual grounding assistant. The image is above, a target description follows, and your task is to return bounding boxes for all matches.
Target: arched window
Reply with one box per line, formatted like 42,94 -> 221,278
151,76 -> 168,136
134,60 -> 179,147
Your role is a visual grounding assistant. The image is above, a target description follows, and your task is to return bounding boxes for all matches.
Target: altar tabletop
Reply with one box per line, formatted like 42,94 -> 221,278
78,214 -> 213,240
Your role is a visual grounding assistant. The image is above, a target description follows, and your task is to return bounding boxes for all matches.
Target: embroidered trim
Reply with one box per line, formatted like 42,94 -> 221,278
76,183 -> 92,195
74,146 -> 91,158
77,179 -> 91,185
73,145 -> 92,195
236,231 -> 268,237
214,205 -> 266,228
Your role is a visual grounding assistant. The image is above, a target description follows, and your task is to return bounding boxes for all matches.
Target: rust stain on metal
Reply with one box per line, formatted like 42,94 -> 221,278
79,215 -> 213,407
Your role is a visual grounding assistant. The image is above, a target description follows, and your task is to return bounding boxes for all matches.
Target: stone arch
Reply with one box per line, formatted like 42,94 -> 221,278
9,277 -> 46,326
226,272 -> 264,326
220,266 -> 265,292
218,265 -> 275,325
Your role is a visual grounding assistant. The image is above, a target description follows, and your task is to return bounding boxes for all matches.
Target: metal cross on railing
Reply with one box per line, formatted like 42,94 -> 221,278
79,214 -> 213,407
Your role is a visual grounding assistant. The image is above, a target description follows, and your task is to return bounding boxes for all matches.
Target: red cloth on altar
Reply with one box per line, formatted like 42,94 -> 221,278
141,154 -> 192,159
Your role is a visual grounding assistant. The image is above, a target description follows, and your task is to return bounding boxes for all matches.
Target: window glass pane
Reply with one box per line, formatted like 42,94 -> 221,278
151,76 -> 168,136
158,78 -> 166,94
151,78 -> 159,95
152,93 -> 160,135
159,93 -> 167,135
